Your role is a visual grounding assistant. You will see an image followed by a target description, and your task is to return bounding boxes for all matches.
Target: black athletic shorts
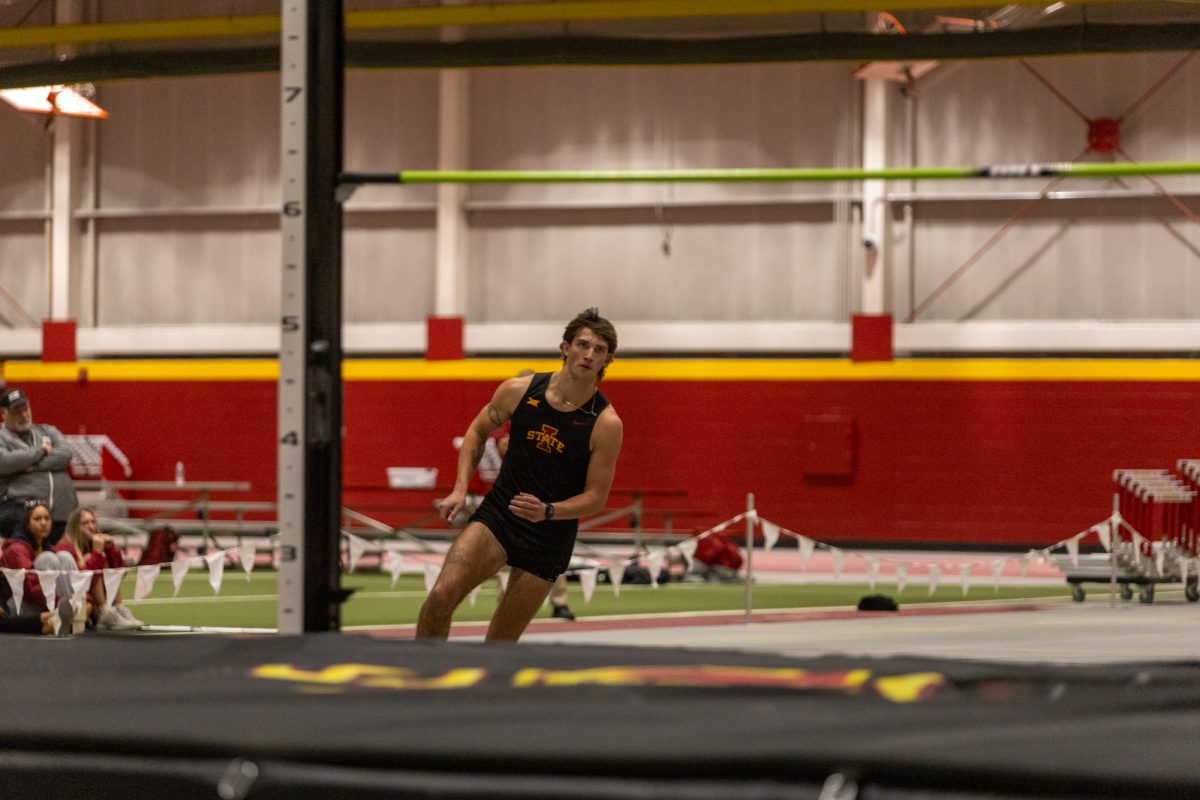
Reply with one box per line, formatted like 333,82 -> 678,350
470,493 -> 577,582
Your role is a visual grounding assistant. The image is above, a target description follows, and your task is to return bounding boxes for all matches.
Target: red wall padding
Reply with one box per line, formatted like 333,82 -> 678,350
22,377 -> 1200,547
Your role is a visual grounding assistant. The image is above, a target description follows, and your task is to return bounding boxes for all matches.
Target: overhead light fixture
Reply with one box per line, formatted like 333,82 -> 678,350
0,84 -> 108,119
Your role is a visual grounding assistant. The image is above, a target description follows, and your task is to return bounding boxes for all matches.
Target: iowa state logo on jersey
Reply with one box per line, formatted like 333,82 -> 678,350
527,423 -> 565,454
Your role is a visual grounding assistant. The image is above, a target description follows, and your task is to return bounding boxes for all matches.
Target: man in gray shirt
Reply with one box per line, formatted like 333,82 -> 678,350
0,388 -> 78,546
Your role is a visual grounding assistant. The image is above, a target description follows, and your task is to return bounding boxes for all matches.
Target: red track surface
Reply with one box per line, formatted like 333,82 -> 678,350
362,602 -> 1047,639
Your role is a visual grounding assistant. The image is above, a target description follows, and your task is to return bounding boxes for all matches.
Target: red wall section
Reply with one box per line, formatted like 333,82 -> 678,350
16,374 -> 1200,548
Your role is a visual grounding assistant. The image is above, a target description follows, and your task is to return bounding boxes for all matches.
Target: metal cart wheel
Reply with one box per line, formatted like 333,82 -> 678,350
1120,584 -> 1133,601
1138,584 -> 1155,604
1070,584 -> 1086,602
1185,582 -> 1199,603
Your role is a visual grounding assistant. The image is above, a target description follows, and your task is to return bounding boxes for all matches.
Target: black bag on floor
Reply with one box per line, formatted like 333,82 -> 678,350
857,594 -> 899,612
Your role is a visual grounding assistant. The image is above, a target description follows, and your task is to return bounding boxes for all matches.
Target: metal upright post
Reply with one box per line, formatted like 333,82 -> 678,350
1110,493 -> 1120,608
745,492 -> 755,623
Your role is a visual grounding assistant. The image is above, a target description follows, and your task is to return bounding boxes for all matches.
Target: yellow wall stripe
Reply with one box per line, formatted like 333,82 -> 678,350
4,358 -> 1200,383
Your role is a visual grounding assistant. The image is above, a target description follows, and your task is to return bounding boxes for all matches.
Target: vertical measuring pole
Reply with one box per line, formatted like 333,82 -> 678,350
278,0 -> 347,633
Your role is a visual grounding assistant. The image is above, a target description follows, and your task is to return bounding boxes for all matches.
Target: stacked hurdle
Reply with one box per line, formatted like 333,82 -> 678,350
1176,460 -> 1200,556
1112,468 -> 1198,571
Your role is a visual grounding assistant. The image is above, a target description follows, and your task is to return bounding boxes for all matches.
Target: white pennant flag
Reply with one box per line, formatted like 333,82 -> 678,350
204,552 -> 226,594
676,537 -> 698,571
579,568 -> 598,604
386,550 -> 406,587
346,533 -> 368,574
959,563 -> 973,597
171,558 -> 191,596
135,564 -> 161,602
36,568 -> 58,614
103,568 -> 125,610
467,583 -> 482,607
495,569 -> 509,594
646,550 -> 664,588
2,568 -> 25,614
798,536 -> 815,570
1066,536 -> 1080,567
239,542 -> 257,579
608,560 -> 626,597
831,548 -> 844,582
1095,524 -> 1111,552
760,520 -> 780,552
423,562 -> 440,593
1155,547 -> 1165,577
991,559 -> 1006,592
70,570 -> 93,607
866,558 -> 879,591
927,564 -> 941,597
1130,532 -> 1145,563
895,564 -> 909,594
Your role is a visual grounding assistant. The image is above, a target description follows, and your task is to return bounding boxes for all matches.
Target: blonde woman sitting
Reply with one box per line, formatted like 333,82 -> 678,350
53,506 -> 142,630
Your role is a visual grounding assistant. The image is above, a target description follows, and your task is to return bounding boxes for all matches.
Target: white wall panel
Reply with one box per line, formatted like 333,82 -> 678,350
95,218 -> 279,324
0,110 -> 47,211
907,199 -> 1200,321
344,215 -> 436,323
468,63 -> 856,323
98,74 -> 280,209
905,52 -> 1200,322
0,222 -> 46,326
467,204 -> 844,322
471,64 -> 856,205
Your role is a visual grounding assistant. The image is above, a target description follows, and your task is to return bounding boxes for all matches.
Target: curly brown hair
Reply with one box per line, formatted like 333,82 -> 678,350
561,307 -> 618,379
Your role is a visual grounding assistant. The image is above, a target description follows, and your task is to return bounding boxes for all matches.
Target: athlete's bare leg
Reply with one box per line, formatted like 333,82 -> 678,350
416,522 -> 508,639
485,567 -> 554,642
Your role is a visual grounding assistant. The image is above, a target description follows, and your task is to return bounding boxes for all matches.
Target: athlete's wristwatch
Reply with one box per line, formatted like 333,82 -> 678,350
544,502 -> 555,521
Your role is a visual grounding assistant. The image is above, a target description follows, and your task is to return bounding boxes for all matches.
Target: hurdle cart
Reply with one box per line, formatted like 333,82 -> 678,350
1055,468 -> 1199,603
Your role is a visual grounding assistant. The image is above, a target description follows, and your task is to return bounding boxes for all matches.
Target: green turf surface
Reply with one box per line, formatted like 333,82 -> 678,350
121,571 -> 1071,630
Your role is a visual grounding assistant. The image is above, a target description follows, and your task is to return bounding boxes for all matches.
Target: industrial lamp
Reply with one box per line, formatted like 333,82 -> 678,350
0,83 -> 107,119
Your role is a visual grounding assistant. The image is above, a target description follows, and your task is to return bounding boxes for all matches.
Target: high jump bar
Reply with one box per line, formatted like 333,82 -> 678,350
341,161 -> 1200,184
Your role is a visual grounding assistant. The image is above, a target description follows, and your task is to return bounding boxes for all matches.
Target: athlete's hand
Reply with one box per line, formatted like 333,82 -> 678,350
436,490 -> 467,524
509,492 -> 548,522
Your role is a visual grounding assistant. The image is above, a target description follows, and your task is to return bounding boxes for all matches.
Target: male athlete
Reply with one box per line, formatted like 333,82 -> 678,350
417,308 -> 623,641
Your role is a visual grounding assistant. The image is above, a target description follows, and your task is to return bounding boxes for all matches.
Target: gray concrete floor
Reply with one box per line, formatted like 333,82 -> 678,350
520,591 -> 1200,664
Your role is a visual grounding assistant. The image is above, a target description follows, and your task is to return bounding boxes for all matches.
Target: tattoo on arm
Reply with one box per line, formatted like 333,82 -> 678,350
486,403 -> 503,427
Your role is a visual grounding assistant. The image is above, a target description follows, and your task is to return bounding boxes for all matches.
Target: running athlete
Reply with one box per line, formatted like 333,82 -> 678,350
417,308 -> 623,641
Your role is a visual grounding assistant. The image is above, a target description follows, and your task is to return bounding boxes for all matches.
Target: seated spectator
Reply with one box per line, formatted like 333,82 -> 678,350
0,500 -> 79,626
685,533 -> 744,583
55,506 -> 142,631
0,603 -> 74,636
0,388 -> 79,546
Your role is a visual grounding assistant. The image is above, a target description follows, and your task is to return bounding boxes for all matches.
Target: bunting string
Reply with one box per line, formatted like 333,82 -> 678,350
6,507 -> 1196,611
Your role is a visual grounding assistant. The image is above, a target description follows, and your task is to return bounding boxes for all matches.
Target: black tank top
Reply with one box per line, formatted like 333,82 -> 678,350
490,372 -> 610,520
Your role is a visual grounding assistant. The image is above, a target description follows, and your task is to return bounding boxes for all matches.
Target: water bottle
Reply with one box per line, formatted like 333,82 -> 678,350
175,461 -> 185,487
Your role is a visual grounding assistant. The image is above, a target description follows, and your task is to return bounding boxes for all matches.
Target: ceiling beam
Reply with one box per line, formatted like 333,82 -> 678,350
0,0 -> 1146,51
1,24 -> 1198,89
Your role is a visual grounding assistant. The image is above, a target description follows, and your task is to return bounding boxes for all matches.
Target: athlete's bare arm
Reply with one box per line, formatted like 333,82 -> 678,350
436,374 -> 534,523
508,406 -> 623,522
